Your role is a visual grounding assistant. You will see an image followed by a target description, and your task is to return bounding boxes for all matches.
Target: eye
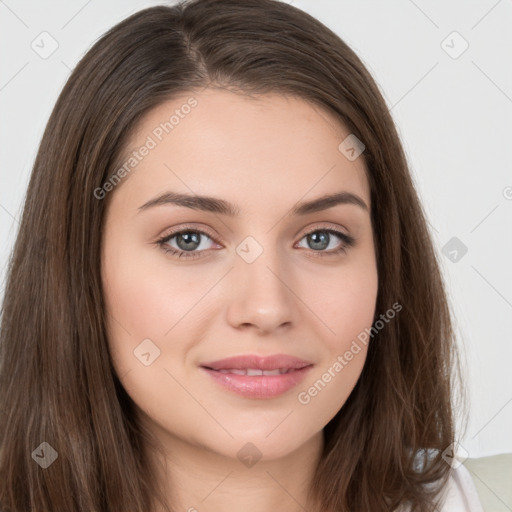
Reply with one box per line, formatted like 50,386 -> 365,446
295,228 -> 355,256
156,228 -> 219,259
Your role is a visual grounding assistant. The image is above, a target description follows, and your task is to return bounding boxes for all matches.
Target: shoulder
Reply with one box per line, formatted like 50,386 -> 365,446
437,463 -> 485,512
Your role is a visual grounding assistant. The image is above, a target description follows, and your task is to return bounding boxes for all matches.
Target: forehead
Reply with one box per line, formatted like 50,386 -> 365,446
111,88 -> 370,213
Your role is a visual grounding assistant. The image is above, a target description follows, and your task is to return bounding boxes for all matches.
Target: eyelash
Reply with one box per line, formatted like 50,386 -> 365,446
155,225 -> 356,260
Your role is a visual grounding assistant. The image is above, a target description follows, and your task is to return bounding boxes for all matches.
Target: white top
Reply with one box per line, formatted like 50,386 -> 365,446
397,462 -> 485,511
437,463 -> 485,511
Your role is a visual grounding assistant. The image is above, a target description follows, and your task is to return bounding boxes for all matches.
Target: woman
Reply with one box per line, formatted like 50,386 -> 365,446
0,0 -> 484,511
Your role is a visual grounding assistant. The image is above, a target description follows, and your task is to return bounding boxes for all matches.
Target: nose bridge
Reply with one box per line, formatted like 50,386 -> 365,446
226,233 -> 298,332
236,234 -> 290,302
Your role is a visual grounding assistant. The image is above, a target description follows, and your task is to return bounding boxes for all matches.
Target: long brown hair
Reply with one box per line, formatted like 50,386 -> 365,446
0,1 -> 464,510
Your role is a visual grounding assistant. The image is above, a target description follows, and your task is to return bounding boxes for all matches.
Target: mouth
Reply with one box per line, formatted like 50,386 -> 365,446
199,354 -> 314,399
204,367 -> 303,375
200,353 -> 312,371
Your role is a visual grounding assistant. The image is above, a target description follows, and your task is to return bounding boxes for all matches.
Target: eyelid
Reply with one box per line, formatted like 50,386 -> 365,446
298,221 -> 350,238
157,223 -> 224,246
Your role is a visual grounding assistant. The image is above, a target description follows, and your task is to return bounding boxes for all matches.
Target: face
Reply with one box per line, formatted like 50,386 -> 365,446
101,88 -> 378,462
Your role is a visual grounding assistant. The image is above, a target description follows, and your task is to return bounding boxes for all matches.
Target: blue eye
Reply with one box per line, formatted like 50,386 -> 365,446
156,227 -> 355,260
156,229 -> 216,259
296,229 -> 355,256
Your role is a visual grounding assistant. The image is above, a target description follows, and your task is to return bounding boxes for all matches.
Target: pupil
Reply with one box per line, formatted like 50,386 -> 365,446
309,231 -> 329,250
177,232 -> 200,251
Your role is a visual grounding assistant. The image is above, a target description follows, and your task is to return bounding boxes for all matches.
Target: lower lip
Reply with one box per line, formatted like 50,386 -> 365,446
200,366 -> 313,399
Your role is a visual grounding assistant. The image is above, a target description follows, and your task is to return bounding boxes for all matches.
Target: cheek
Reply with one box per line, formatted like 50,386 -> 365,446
101,252 -> 202,423
294,254 -> 378,421
101,243 -> 221,392
295,342 -> 368,433
295,294 -> 376,430
102,243 -> 214,341
305,257 -> 378,351
101,249 -> 168,375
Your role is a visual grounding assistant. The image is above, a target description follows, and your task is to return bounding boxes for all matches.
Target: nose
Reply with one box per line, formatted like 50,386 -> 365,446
225,246 -> 299,335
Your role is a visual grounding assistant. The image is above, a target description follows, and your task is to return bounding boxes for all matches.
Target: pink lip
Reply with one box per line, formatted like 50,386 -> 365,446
201,354 -> 312,371
199,354 -> 313,399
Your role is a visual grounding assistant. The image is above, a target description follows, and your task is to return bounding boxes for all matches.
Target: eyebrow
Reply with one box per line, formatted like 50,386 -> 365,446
137,190 -> 368,216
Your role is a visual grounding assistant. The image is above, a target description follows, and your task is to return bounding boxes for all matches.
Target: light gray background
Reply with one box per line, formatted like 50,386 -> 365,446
1,0 -> 511,459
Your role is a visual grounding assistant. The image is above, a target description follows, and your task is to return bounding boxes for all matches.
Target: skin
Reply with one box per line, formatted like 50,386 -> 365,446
101,87 -> 378,512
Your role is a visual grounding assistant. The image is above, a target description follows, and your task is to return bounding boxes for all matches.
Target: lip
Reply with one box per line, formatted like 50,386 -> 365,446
201,354 -> 313,371
199,354 -> 314,399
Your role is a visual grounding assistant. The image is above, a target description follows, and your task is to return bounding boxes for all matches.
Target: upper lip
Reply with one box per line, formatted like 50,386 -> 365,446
200,354 -> 313,371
